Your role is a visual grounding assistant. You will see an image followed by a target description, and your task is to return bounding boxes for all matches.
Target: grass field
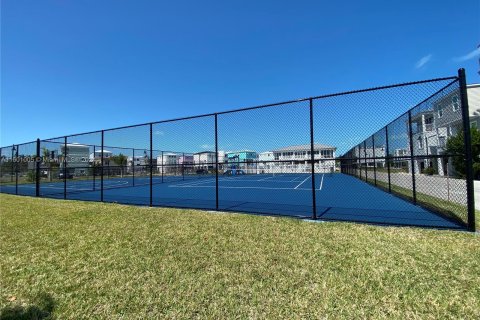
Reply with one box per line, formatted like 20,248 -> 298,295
0,194 -> 479,319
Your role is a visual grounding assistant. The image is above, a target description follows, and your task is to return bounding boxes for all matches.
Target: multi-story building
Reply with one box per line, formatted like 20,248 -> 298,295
128,155 -> 148,166
364,147 -> 386,168
224,150 -> 257,172
157,152 -> 179,174
258,151 -> 274,173
126,154 -> 149,174
178,155 -> 194,165
268,144 -> 337,173
407,84 -> 480,176
468,84 -> 480,129
194,151 -> 216,171
89,149 -> 113,162
60,143 -> 90,175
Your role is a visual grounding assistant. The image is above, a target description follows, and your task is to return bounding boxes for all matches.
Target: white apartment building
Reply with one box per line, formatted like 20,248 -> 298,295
60,143 -> 90,175
194,151 -> 217,171
265,144 -> 337,173
468,84 -> 480,129
409,87 -> 463,175
157,152 -> 179,174
89,149 -> 113,161
258,152 -> 274,173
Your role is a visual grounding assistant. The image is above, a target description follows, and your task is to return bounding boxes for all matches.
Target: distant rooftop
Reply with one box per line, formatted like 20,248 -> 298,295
272,144 -> 336,152
225,150 -> 256,154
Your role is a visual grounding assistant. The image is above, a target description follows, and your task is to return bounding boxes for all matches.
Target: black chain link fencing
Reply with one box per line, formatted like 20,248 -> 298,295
0,69 -> 475,231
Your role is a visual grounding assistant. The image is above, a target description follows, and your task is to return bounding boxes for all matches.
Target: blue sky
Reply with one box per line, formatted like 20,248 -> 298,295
1,0 -> 479,154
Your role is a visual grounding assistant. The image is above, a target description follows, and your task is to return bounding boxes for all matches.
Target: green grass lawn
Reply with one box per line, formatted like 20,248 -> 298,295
0,194 -> 479,319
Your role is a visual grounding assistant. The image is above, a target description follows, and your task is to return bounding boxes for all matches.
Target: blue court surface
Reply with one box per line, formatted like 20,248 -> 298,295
0,173 -> 464,229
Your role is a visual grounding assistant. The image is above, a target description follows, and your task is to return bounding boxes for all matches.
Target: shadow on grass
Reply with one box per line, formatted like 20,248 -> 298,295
0,293 -> 55,320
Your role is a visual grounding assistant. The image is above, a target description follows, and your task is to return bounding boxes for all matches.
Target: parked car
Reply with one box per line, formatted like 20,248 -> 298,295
58,172 -> 74,179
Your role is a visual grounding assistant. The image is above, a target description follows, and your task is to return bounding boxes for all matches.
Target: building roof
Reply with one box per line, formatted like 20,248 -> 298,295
90,150 -> 112,156
225,150 -> 256,154
272,144 -> 336,152
62,143 -> 90,148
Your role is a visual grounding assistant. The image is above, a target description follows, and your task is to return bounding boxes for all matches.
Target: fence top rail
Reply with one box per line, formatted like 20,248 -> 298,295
340,77 -> 460,157
3,140 -> 37,148
37,140 -> 202,156
1,75 -> 459,148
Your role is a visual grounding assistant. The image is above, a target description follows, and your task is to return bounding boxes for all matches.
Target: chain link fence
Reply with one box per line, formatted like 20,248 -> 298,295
0,69 -> 475,231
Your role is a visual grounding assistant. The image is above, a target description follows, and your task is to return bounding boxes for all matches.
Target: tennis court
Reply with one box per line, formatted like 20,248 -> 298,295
0,172 -> 464,229
0,70 -> 475,231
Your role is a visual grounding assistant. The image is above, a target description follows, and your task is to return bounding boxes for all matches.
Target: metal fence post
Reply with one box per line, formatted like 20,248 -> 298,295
458,68 -> 476,231
309,99 -> 317,220
64,136 -> 67,200
364,140 -> 368,182
14,145 -> 18,195
93,145 -> 96,191
150,123 -> 153,207
407,110 -> 417,204
36,139 -> 40,197
161,151 -> 164,183
358,145 -> 361,179
372,134 -> 377,186
11,145 -> 14,183
15,145 -> 18,195
101,131 -> 104,202
132,148 -> 135,187
385,126 -> 391,193
215,114 -> 219,210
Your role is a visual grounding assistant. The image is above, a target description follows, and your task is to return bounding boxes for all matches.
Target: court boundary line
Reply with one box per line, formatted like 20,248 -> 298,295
294,176 -> 311,189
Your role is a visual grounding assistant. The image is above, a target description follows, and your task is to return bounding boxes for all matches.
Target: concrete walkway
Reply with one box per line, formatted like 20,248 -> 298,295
475,180 -> 480,210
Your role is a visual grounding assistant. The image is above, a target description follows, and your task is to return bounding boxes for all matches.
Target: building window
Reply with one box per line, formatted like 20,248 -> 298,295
424,117 -> 433,131
438,105 -> 443,118
439,136 -> 446,148
452,95 -> 459,111
448,126 -> 457,137
417,136 -> 423,149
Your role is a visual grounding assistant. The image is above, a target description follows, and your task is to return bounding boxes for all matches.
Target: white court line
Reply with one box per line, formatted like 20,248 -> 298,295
259,175 -> 275,181
169,185 -> 298,190
171,178 -> 216,187
319,174 -> 324,190
294,175 -> 311,189
36,180 -> 130,190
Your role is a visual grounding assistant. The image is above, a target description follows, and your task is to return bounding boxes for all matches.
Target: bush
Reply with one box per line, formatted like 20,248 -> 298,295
445,127 -> 480,178
26,170 -> 37,182
422,167 -> 436,175
473,162 -> 480,180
